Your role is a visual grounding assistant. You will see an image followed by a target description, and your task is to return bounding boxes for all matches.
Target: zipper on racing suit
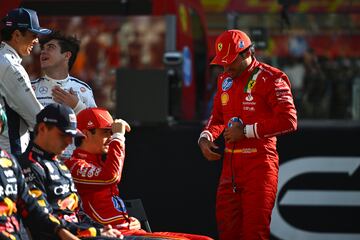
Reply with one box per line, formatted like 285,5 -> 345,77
230,67 -> 261,193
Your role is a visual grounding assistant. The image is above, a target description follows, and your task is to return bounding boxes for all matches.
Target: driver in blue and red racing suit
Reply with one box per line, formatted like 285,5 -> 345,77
198,30 -> 297,240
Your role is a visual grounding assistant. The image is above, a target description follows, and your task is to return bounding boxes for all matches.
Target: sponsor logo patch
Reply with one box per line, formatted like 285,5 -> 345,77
222,77 -> 233,91
221,92 -> 229,106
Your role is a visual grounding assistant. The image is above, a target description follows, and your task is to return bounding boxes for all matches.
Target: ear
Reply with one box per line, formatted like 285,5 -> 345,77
64,51 -> 72,61
81,129 -> 92,139
12,30 -> 22,42
37,122 -> 47,134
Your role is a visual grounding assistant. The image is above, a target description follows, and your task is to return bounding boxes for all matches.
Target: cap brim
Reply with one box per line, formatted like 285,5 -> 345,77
210,53 -> 238,66
29,28 -> 52,35
64,128 -> 85,138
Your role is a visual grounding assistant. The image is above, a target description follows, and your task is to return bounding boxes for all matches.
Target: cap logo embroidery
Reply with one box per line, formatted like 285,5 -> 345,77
43,117 -> 57,123
239,40 -> 245,49
217,42 -> 223,52
87,121 -> 94,127
69,113 -> 76,123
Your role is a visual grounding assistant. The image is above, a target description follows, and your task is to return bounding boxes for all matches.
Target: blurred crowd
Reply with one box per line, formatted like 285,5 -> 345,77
23,16 -> 166,113
281,51 -> 360,119
22,13 -> 360,121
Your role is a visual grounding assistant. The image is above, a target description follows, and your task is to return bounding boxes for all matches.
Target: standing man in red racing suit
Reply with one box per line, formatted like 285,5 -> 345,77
66,107 -> 213,240
198,30 -> 297,240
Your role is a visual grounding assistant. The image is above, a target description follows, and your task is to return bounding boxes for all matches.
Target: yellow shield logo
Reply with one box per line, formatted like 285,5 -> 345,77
217,42 -> 223,52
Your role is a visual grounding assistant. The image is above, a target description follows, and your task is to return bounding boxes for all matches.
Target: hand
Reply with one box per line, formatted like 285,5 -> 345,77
52,86 -> 79,109
101,224 -> 124,239
198,137 -> 221,161
112,119 -> 131,135
128,217 -> 141,230
57,228 -> 80,240
223,122 -> 245,144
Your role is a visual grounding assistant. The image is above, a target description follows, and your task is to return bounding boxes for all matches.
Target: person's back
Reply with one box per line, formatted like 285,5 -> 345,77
0,8 -> 51,157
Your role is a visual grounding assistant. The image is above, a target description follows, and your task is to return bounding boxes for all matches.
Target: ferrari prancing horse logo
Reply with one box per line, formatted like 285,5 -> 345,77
217,42 -> 223,52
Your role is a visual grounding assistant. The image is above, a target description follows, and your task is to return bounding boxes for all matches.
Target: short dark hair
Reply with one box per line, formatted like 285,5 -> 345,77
40,31 -> 80,71
0,27 -> 27,41
33,122 -> 56,136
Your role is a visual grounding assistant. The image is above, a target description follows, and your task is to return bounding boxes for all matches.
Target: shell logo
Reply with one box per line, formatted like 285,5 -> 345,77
221,92 -> 229,106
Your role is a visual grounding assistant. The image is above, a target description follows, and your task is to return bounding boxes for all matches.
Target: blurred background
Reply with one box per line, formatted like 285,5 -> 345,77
1,0 -> 360,239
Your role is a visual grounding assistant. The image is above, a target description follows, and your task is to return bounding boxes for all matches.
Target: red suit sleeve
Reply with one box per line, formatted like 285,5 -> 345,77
245,71 -> 297,139
200,74 -> 226,142
69,134 -> 125,185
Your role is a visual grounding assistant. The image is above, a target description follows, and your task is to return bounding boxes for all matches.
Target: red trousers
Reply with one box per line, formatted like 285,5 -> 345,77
216,154 -> 278,240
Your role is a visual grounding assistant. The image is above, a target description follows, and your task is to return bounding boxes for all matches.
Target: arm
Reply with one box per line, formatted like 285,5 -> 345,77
52,85 -> 97,114
0,63 -> 43,130
21,157 -> 102,237
70,119 -> 130,185
13,157 -> 63,237
198,75 -> 225,160
244,72 -> 297,139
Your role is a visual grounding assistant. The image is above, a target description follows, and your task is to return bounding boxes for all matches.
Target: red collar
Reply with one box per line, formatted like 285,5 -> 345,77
72,148 -> 102,163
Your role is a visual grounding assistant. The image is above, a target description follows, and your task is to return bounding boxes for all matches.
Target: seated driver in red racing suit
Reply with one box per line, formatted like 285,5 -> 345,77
65,107 -> 213,240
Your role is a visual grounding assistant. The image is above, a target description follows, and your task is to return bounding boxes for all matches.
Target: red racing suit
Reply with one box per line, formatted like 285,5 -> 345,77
66,133 -> 213,240
65,133 -> 128,229
200,58 -> 297,240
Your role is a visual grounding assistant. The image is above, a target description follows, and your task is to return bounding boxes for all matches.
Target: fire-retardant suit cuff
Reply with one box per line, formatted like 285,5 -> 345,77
198,130 -> 213,144
245,124 -> 259,139
111,132 -> 125,142
73,100 -> 87,115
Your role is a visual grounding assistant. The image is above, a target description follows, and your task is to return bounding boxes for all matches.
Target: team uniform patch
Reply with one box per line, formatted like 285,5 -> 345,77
221,92 -> 229,106
222,77 -> 233,91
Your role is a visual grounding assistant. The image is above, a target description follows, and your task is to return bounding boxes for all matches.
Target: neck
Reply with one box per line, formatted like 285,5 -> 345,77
43,68 -> 69,80
78,145 -> 96,154
33,138 -> 49,153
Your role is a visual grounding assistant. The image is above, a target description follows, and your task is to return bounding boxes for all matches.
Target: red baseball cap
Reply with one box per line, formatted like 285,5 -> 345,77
210,30 -> 252,66
77,108 -> 113,131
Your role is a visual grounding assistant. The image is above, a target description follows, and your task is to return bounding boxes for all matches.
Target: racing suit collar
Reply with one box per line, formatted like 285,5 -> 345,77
72,148 -> 100,163
1,41 -> 22,64
233,57 -> 260,82
246,57 -> 259,73
44,74 -> 70,86
31,143 -> 57,160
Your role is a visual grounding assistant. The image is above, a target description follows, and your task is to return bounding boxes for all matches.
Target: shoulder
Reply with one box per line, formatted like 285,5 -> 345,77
68,76 -> 92,91
0,148 -> 18,170
258,62 -> 286,79
19,149 -> 45,173
0,48 -> 16,67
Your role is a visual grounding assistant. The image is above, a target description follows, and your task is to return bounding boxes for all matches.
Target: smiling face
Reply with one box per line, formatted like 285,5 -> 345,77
40,39 -> 69,71
15,30 -> 39,57
83,128 -> 113,154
